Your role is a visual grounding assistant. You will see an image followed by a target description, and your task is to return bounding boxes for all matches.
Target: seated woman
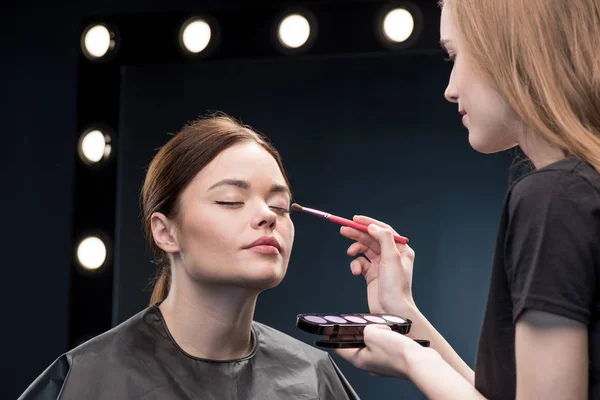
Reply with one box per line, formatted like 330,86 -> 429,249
19,113 -> 359,400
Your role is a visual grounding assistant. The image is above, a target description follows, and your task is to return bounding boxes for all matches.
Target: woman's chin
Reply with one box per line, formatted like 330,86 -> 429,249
468,130 -> 517,154
238,263 -> 287,290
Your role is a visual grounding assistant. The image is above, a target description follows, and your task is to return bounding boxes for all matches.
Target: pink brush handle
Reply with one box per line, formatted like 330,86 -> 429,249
330,216 -> 409,244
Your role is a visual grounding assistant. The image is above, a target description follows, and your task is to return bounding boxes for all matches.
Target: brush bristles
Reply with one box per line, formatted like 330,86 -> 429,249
291,203 -> 303,212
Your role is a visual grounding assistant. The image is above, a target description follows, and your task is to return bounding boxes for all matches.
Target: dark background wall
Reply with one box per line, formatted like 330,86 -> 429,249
3,1 -> 511,399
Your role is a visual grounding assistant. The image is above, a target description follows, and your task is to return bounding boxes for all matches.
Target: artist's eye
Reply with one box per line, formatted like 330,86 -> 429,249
444,53 -> 456,63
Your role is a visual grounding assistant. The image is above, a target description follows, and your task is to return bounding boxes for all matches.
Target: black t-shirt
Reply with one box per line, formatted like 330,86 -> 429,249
475,157 -> 600,399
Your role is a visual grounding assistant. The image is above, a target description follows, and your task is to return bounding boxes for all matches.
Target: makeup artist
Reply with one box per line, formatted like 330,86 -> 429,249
19,113 -> 359,400
334,0 -> 600,399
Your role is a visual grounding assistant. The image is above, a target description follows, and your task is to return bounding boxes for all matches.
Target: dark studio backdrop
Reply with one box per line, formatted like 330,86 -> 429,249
3,0 -> 512,399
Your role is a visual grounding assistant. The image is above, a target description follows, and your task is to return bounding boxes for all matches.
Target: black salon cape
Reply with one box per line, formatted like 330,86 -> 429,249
19,305 -> 359,400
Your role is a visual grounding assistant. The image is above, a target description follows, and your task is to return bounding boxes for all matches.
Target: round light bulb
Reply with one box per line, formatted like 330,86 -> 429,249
278,14 -> 311,49
382,8 -> 415,43
181,19 -> 212,54
83,25 -> 112,58
76,236 -> 107,271
78,129 -> 111,165
79,129 -> 110,164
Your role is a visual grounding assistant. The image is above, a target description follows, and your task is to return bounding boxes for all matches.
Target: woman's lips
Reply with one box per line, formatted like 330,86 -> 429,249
247,245 -> 280,254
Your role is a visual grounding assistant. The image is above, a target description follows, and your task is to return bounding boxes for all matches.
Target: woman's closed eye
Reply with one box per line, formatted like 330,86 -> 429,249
215,201 -> 290,214
270,206 -> 291,214
215,201 -> 244,207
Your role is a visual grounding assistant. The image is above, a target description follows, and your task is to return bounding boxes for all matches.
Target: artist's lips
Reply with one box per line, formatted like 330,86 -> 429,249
244,236 -> 281,254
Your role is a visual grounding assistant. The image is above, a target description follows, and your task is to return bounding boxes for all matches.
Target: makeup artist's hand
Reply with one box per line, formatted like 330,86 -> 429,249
334,324 -> 434,379
340,216 -> 416,316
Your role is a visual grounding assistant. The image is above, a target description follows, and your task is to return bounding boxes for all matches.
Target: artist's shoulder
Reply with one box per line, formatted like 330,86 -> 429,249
252,321 -> 330,362
508,157 -> 600,208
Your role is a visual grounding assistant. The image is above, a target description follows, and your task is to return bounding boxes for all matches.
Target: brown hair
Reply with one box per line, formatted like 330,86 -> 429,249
141,113 -> 290,305
440,0 -> 600,172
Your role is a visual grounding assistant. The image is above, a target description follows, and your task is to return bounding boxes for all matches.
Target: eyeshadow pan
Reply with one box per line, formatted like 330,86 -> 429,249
363,315 -> 386,323
383,315 -> 405,323
303,315 -> 327,323
343,316 -> 367,323
324,316 -> 347,323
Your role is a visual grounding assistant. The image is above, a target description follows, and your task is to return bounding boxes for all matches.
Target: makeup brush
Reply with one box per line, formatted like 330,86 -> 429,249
291,203 -> 409,244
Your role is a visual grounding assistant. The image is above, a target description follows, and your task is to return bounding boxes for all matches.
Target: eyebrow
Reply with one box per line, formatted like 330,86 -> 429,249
209,179 -> 250,191
208,179 -> 292,198
269,184 -> 291,198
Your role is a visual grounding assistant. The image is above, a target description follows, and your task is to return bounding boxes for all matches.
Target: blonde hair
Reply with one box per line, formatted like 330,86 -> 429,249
441,0 -> 600,172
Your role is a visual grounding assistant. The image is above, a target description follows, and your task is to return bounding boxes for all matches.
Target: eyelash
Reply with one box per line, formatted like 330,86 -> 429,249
444,54 -> 456,63
215,201 -> 291,214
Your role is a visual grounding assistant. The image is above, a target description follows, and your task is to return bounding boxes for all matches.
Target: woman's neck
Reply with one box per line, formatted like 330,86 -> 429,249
518,131 -> 567,169
158,270 -> 259,360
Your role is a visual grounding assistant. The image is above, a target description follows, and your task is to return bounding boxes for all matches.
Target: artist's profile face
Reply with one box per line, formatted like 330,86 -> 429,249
441,4 -> 521,154
153,141 -> 295,291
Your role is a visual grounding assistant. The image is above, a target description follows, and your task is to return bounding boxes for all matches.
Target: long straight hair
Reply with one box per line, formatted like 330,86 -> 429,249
442,0 -> 600,172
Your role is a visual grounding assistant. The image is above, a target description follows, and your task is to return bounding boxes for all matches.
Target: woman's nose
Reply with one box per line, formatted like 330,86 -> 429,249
252,204 -> 277,230
444,67 -> 459,104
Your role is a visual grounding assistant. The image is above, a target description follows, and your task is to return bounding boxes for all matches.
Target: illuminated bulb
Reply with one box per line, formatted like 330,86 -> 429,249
181,19 -> 212,54
278,14 -> 311,49
382,8 -> 415,43
76,236 -> 107,270
82,25 -> 113,58
78,129 -> 111,165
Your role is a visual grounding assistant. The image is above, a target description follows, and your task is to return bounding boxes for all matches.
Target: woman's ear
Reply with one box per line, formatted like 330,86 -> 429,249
151,212 -> 180,253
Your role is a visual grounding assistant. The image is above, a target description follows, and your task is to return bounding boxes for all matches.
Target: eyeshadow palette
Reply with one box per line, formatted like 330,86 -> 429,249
296,313 -> 430,348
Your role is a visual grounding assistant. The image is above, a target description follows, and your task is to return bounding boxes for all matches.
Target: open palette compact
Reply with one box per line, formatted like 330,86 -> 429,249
296,313 -> 430,348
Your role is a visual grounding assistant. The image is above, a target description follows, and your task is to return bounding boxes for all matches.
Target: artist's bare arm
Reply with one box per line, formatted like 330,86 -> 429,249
515,310 -> 588,399
406,345 -> 484,400
340,217 -> 474,384
339,217 -> 588,398
338,310 -> 588,400
408,310 -> 588,399
403,305 -> 475,385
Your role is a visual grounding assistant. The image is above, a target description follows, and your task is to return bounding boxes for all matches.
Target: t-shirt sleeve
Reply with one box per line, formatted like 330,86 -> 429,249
505,169 -> 600,324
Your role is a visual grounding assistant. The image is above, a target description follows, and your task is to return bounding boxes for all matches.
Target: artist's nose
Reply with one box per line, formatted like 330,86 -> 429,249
444,67 -> 459,104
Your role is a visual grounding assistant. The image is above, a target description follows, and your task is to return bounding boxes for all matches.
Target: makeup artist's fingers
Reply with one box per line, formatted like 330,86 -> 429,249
353,215 -> 398,235
340,226 -> 381,254
353,215 -> 413,253
334,325 -> 411,379
334,348 -> 361,365
367,224 -> 401,263
346,242 -> 377,260
347,241 -> 367,256
350,256 -> 370,276
364,324 -> 392,334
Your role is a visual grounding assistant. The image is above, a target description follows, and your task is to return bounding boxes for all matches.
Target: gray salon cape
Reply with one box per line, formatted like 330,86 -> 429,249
18,305 -> 360,400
